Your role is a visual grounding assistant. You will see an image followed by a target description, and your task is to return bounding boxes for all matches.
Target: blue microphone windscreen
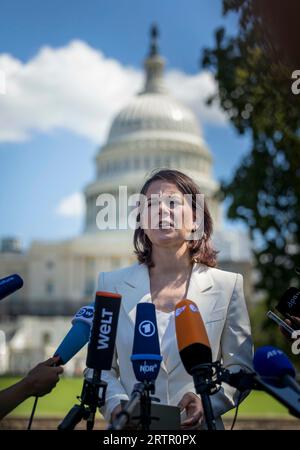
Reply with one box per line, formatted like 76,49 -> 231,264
253,345 -> 295,379
54,320 -> 90,365
132,303 -> 161,356
131,303 -> 162,382
0,274 -> 24,300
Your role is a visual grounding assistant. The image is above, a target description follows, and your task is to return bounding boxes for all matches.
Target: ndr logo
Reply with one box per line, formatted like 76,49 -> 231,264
140,361 -> 158,373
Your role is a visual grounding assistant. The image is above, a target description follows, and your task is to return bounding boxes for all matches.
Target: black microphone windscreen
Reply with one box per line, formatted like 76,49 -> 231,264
86,291 -> 121,371
276,287 -> 300,317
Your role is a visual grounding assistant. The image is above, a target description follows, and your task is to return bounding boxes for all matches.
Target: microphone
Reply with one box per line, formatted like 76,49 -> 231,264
218,347 -> 300,419
276,287 -> 300,322
55,290 -> 122,367
112,303 -> 162,431
175,299 -> 216,430
0,274 -> 23,301
54,304 -> 94,365
131,303 -> 162,382
86,291 -> 121,371
244,345 -> 300,418
175,299 -> 212,374
254,345 -> 300,394
58,291 -> 122,430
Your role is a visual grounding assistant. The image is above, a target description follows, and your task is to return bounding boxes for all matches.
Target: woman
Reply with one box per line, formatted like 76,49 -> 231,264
97,168 -> 253,429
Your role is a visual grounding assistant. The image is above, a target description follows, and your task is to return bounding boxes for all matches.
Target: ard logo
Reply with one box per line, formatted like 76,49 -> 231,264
139,320 -> 155,337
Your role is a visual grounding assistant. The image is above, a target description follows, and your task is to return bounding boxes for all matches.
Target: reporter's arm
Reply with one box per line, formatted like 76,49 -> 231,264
0,377 -> 33,421
0,357 -> 63,421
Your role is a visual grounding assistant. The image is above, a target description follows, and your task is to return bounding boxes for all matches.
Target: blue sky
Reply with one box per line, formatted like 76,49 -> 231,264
0,0 -> 250,248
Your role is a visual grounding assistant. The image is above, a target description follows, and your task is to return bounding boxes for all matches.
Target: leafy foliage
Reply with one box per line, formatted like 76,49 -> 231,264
202,0 -> 300,315
202,1 -> 300,353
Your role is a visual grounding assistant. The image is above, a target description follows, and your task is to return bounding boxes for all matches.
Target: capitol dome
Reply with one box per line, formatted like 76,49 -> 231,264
102,34 -> 208,155
84,25 -> 220,233
107,93 -> 202,144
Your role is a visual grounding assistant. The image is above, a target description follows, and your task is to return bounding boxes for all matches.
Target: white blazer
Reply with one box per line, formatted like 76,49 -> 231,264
96,261 -> 253,429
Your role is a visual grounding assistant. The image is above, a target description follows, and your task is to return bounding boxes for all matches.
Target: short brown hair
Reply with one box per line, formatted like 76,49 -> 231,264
133,168 -> 218,268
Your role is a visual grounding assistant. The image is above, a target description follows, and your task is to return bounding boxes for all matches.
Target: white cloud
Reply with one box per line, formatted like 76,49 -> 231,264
56,192 -> 86,218
0,40 -> 226,144
166,70 -> 226,126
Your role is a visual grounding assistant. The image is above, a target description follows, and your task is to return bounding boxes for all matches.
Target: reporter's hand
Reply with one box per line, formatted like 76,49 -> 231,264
24,356 -> 63,397
287,316 -> 300,328
280,316 -> 300,340
177,392 -> 204,430
280,321 -> 293,340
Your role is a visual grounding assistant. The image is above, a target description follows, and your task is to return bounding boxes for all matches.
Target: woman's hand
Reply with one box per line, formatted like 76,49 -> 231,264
110,403 -> 122,423
177,392 -> 204,429
110,403 -> 136,430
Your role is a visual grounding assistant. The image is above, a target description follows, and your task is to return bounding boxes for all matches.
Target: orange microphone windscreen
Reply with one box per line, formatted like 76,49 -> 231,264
175,299 -> 212,374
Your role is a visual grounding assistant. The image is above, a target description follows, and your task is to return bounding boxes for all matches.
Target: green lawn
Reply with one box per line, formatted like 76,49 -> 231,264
0,376 -> 290,419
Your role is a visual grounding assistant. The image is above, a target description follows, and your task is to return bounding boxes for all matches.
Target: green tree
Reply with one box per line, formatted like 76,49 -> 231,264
202,0 -> 300,349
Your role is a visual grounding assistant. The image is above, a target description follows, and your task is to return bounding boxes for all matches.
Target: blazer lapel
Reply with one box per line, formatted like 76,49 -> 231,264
185,263 -> 216,320
120,262 -> 152,323
118,262 -> 169,372
164,263 -> 217,374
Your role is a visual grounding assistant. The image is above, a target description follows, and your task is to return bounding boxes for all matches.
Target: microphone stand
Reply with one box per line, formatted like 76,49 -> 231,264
189,361 -> 255,430
58,369 -> 107,430
191,363 -> 218,430
192,361 -> 262,430
110,381 -> 159,431
190,360 -> 300,428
